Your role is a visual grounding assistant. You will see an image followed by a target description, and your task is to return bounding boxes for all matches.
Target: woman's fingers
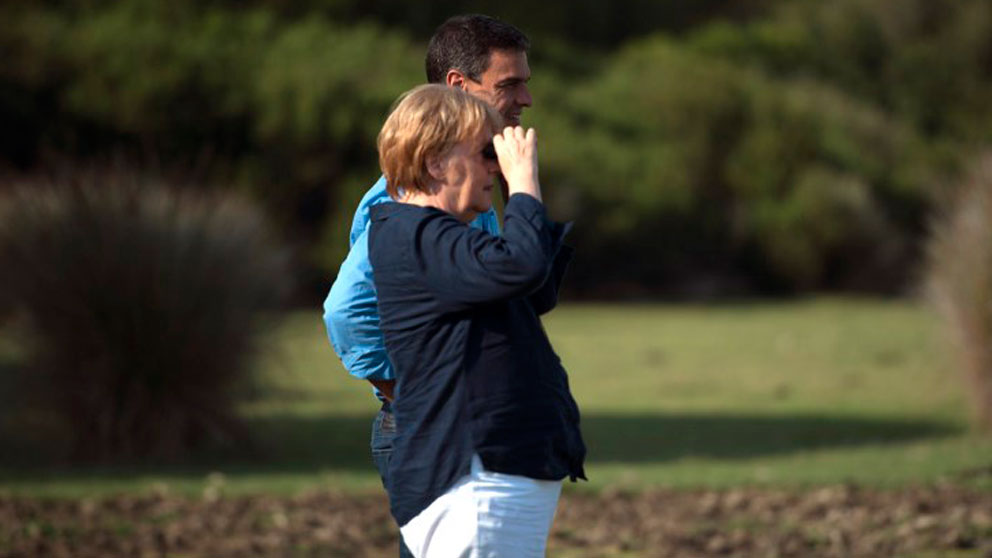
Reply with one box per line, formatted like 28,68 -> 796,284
492,132 -> 506,151
493,126 -> 541,202
495,126 -> 535,155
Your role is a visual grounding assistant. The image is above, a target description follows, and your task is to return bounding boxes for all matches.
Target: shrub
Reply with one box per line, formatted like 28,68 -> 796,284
927,152 -> 992,432
0,172 -> 291,461
530,37 -> 931,295
726,79 -> 925,291
688,0 -> 992,145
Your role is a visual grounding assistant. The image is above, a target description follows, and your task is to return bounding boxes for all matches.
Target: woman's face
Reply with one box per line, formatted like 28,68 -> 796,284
438,130 -> 501,222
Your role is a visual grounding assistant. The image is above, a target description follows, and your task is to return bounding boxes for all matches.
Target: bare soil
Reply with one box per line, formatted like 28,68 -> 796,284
2,485 -> 990,557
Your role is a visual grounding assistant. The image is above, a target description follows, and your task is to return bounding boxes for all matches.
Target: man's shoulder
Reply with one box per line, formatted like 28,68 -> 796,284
358,176 -> 390,208
473,208 -> 501,236
349,176 -> 393,246
324,230 -> 373,314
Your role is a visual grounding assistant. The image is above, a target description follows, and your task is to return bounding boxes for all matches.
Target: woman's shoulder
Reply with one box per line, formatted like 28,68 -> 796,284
369,204 -> 467,254
370,204 -> 468,238
369,202 -> 451,222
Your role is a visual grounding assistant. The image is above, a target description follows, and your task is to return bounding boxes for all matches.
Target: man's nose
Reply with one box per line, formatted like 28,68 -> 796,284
517,84 -> 532,107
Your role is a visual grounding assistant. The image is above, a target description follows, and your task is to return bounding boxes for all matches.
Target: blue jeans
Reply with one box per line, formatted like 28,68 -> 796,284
372,401 -> 415,558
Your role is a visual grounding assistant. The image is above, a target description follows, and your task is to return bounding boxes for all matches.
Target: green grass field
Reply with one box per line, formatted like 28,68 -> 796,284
2,297 -> 992,497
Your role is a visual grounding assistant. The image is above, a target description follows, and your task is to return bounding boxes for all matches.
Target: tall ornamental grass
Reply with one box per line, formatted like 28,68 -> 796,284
0,174 -> 290,461
928,153 -> 992,432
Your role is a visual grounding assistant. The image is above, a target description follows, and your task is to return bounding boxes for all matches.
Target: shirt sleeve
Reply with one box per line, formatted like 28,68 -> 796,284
349,176 -> 392,248
415,194 -> 568,312
472,207 -> 502,236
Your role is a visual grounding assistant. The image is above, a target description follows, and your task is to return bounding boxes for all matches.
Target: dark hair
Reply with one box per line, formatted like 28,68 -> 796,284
425,14 -> 530,84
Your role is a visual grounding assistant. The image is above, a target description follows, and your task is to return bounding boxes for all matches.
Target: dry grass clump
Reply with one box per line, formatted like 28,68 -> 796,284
927,153 -> 992,432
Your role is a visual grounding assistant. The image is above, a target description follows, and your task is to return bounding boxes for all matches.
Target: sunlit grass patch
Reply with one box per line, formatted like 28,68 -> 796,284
2,298 -> 991,497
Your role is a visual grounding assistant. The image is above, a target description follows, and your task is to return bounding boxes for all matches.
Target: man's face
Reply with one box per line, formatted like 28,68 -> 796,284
462,49 -> 532,126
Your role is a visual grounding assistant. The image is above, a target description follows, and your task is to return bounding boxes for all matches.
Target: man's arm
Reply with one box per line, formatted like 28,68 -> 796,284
323,229 -> 395,393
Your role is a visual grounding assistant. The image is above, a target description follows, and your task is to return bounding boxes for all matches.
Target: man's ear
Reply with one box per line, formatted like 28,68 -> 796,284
446,69 -> 468,90
426,153 -> 446,181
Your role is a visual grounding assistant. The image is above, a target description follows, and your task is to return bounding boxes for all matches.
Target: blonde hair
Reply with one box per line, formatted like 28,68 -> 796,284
378,84 -> 503,198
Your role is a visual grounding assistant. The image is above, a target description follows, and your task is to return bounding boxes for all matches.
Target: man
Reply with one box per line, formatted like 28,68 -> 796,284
323,14 -> 534,558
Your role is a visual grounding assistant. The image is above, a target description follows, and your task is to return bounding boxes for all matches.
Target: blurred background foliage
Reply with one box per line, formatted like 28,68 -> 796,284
1,0 -> 991,299
0,171 -> 292,461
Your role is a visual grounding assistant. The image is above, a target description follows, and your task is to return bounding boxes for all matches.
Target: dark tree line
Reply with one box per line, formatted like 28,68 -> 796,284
2,0 -> 990,298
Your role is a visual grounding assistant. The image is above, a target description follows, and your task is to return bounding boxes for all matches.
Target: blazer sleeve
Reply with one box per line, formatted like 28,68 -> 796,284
415,194 -> 568,312
528,243 -> 574,315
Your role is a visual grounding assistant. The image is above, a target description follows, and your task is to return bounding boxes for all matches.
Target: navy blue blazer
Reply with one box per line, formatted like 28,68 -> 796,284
368,193 -> 586,526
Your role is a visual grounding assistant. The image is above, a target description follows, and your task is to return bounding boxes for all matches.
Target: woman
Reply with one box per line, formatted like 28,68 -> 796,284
369,84 -> 586,557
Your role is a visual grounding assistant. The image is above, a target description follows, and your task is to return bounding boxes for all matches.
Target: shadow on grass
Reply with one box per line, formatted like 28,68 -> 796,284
0,411 -> 962,480
580,413 -> 961,462
245,412 -> 963,468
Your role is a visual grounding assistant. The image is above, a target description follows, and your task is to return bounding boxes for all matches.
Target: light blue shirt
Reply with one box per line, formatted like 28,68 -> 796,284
323,176 -> 501,388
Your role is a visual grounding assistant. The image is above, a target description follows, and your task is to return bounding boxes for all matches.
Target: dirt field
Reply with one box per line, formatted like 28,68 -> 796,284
2,485 -> 991,557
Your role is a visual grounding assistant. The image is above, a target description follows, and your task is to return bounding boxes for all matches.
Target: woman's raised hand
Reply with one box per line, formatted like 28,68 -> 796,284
492,126 -> 541,202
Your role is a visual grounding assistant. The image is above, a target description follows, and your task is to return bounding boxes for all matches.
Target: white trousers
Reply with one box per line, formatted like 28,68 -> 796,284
399,454 -> 563,558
